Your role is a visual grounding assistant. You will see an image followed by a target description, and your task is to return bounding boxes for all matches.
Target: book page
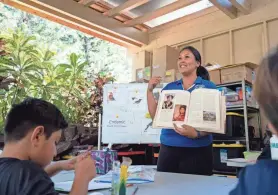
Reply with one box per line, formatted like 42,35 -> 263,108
220,95 -> 227,134
153,90 -> 190,128
187,88 -> 221,132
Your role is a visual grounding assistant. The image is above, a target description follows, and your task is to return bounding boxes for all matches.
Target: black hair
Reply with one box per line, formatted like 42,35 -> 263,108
254,47 -> 278,131
4,98 -> 68,142
197,66 -> 210,81
166,95 -> 174,99
180,46 -> 202,64
180,46 -> 210,80
179,105 -> 187,110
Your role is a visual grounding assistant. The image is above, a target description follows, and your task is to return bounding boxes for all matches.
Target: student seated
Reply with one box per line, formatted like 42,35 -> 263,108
0,98 -> 96,195
230,48 -> 278,195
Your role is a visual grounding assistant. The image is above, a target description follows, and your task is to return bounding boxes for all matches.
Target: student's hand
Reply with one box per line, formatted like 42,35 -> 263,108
173,124 -> 198,139
57,157 -> 77,171
55,146 -> 93,172
45,157 -> 78,177
74,151 -> 96,182
148,77 -> 161,92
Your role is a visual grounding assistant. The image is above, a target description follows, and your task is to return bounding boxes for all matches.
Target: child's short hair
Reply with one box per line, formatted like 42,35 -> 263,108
254,47 -> 278,132
4,98 -> 68,142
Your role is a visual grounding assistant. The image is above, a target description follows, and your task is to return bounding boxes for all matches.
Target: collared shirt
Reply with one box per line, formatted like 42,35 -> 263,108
161,76 -> 217,147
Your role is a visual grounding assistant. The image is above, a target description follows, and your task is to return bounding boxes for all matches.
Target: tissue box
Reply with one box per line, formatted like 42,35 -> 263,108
91,150 -> 118,174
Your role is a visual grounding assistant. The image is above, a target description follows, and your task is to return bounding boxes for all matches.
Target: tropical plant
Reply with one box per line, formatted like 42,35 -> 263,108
0,30 -> 100,133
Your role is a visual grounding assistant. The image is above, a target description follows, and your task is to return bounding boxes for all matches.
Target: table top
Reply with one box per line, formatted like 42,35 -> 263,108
52,169 -> 237,195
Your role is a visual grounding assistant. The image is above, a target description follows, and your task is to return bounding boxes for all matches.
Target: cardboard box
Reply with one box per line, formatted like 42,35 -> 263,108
209,69 -> 221,85
152,45 -> 179,79
164,69 -> 176,83
220,63 -> 258,84
143,66 -> 151,81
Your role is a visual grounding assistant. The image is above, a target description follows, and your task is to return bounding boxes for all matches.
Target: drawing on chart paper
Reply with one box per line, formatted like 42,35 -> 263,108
107,92 -> 115,101
128,89 -> 145,108
153,92 -> 160,101
133,98 -> 142,104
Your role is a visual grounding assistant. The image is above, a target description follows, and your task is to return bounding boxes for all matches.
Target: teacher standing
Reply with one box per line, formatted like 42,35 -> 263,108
147,46 -> 216,175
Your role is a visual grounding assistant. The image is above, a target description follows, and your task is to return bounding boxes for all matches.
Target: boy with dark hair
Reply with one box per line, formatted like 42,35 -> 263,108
230,48 -> 278,195
0,98 -> 96,195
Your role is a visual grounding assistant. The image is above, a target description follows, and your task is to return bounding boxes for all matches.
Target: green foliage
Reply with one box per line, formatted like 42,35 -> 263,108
0,3 -> 128,134
0,30 -> 102,133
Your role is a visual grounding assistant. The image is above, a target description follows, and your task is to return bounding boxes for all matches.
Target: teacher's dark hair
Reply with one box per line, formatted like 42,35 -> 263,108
180,46 -> 210,80
197,66 -> 210,81
180,46 -> 202,64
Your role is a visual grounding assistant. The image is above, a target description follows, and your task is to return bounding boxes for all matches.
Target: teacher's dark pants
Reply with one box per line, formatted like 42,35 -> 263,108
157,144 -> 213,175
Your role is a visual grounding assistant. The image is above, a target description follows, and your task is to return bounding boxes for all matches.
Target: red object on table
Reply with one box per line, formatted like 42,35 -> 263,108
117,151 -> 145,156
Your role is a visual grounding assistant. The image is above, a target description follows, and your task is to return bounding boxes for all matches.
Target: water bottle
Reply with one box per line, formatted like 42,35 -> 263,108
111,160 -> 121,195
270,135 -> 278,160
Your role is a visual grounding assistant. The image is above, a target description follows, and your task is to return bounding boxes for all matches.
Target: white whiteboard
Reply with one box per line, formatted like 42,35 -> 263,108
102,83 -> 164,144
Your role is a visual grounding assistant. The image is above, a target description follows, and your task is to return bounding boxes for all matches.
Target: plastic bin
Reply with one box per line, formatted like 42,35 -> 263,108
226,112 -> 245,137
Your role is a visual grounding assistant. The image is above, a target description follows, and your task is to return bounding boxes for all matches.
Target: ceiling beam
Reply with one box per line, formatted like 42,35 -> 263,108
209,0 -> 237,19
104,0 -> 150,17
13,0 -> 148,46
228,0 -> 250,15
78,0 -> 100,7
3,0 -> 138,48
124,0 -> 200,26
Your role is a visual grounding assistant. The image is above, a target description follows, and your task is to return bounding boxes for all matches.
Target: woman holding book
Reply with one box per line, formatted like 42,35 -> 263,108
147,46 -> 216,175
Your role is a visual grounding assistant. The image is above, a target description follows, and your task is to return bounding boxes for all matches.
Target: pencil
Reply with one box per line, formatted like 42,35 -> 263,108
132,186 -> 139,195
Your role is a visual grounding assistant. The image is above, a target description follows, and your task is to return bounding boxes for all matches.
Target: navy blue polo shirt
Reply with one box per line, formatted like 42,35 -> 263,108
160,76 -> 217,147
230,160 -> 278,195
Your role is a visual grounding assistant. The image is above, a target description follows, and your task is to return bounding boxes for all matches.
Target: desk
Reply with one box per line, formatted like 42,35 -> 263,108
52,170 -> 237,195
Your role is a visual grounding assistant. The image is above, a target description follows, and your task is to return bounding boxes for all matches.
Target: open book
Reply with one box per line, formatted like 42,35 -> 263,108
152,88 -> 226,134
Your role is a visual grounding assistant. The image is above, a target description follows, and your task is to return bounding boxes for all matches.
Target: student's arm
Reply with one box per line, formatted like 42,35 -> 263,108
69,176 -> 90,195
147,77 -> 161,119
69,154 -> 96,195
45,158 -> 77,177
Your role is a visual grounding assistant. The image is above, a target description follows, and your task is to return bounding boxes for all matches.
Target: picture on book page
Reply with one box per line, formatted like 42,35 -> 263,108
203,111 -> 216,122
161,94 -> 175,109
173,105 -> 187,122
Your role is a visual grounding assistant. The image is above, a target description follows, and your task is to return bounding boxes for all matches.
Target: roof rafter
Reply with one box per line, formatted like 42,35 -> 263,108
104,0 -> 150,17
228,0 -> 250,15
209,0 -> 237,19
10,0 -> 148,46
78,0 -> 100,7
124,0 -> 200,26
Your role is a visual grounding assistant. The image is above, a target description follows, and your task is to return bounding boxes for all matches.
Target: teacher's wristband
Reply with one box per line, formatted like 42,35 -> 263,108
196,130 -> 201,139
